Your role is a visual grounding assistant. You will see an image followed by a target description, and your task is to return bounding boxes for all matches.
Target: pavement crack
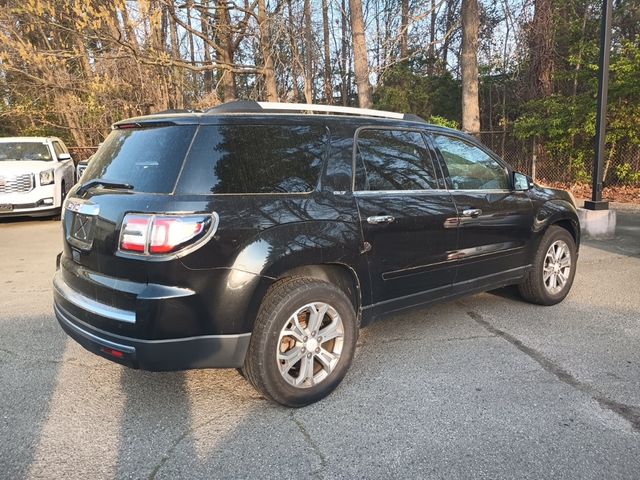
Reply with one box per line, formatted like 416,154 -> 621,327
147,428 -> 190,480
374,333 -> 496,346
0,347 -> 18,357
466,308 -> 640,433
147,415 -> 220,480
443,334 -> 497,342
290,411 -> 327,479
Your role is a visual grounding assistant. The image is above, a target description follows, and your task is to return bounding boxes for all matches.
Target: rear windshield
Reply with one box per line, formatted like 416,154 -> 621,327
81,125 -> 196,193
0,142 -> 52,161
177,125 -> 328,194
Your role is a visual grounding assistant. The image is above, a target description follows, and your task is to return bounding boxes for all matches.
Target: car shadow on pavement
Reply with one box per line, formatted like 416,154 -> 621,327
0,216 -> 58,224
116,369 -> 198,479
0,315 -> 66,480
112,293 -> 640,479
18,288 -> 639,479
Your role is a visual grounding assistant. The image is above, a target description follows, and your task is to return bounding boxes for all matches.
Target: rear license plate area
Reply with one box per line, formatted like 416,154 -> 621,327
69,213 -> 95,250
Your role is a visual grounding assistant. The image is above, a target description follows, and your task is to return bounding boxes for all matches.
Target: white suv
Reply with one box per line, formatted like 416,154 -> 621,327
0,137 -> 75,218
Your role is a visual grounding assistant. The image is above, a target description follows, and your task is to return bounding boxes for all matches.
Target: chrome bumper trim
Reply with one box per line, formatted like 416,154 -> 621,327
53,271 -> 136,324
54,303 -> 136,354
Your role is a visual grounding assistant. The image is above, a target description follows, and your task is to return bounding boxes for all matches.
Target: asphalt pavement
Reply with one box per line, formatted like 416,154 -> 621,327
1,208 -> 639,479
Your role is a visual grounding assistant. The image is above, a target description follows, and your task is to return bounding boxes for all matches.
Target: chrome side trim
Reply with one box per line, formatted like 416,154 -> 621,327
53,272 -> 136,324
55,303 -> 136,354
354,189 -> 450,195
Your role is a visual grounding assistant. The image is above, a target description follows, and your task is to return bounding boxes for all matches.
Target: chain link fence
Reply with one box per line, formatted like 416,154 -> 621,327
479,130 -> 640,187
68,147 -> 98,163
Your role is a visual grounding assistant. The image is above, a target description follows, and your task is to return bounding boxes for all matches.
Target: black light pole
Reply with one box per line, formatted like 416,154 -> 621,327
585,0 -> 613,210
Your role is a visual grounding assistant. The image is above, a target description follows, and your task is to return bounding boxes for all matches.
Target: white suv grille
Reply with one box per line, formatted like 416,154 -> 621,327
0,174 -> 35,194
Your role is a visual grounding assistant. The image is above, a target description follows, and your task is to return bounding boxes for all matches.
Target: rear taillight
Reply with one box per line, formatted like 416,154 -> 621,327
119,213 -> 215,256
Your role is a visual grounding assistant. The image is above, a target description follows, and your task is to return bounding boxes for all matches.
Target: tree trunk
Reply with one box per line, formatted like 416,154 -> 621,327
258,0 -> 278,101
529,0 -> 554,98
340,0 -> 349,105
349,0 -> 373,108
441,0 -> 456,72
303,0 -> 314,103
322,0 -> 333,104
216,0 -> 237,101
287,0 -> 301,102
199,1 -> 214,94
168,6 -> 183,109
427,0 -> 436,73
461,0 -> 480,134
399,0 -> 409,59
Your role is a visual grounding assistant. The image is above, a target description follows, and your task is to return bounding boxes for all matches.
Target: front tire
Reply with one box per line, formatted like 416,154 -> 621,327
519,225 -> 577,305
243,277 -> 358,407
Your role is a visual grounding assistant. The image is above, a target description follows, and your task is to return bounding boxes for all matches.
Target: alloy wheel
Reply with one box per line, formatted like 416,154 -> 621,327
277,302 -> 344,388
543,240 -> 572,295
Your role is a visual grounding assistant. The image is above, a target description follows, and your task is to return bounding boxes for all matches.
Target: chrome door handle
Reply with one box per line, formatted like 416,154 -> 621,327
462,209 -> 482,218
367,215 -> 395,225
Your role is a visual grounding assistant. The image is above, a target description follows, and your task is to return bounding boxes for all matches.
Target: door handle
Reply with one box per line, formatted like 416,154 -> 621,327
367,215 -> 395,225
462,208 -> 482,218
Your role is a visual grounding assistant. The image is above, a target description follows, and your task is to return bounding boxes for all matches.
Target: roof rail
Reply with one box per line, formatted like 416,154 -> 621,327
153,108 -> 202,114
206,100 -> 426,122
256,101 -> 405,119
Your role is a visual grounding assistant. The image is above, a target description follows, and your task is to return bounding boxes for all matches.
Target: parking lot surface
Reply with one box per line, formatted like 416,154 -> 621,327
1,210 -> 639,479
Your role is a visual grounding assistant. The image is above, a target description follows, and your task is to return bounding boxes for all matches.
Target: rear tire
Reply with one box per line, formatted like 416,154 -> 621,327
518,225 -> 577,305
243,277 -> 358,407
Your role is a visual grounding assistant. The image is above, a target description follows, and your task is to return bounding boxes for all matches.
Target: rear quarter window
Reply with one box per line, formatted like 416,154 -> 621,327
81,125 -> 196,193
177,125 -> 328,194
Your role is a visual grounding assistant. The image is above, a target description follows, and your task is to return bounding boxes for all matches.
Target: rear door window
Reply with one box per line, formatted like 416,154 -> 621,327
354,128 -> 438,191
177,125 -> 328,194
81,125 -> 197,193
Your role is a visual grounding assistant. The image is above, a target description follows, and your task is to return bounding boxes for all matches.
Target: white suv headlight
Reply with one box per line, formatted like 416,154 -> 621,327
40,169 -> 55,185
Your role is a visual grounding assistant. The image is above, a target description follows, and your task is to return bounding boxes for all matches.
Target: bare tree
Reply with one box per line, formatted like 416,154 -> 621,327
257,0 -> 278,101
461,0 -> 480,134
215,0 -> 238,101
349,0 -> 373,108
303,0 -> 314,103
399,0 -> 409,59
340,0 -> 350,105
322,0 -> 333,103
529,0 -> 554,98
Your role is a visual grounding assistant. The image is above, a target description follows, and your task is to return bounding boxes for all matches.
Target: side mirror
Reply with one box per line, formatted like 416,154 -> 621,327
58,152 -> 72,161
513,172 -> 533,191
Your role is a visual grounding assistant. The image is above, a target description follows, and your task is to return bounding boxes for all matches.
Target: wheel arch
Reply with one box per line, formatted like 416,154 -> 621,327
535,199 -> 581,250
273,263 -> 362,320
551,218 -> 579,246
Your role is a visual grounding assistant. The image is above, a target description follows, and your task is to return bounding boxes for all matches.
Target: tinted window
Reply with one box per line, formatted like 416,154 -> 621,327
355,129 -> 437,191
0,142 -> 52,162
433,134 -> 508,190
82,125 -> 196,193
178,125 -> 327,194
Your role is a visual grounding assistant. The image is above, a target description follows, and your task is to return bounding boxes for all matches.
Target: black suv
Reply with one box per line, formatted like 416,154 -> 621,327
53,101 -> 579,407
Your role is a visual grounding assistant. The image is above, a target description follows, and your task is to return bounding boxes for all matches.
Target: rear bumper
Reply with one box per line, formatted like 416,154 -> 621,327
53,287 -> 251,371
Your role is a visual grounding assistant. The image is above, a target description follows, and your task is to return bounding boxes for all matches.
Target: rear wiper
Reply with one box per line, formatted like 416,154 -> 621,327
77,179 -> 134,195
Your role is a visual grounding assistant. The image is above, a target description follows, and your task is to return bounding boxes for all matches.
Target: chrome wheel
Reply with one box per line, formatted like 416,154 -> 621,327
543,240 -> 572,295
277,302 -> 344,388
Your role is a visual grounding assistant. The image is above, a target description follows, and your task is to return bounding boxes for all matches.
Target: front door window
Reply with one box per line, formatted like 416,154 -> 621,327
432,134 -> 508,190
